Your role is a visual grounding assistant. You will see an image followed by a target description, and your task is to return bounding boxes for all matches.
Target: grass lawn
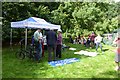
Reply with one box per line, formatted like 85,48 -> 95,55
2,43 -> 120,78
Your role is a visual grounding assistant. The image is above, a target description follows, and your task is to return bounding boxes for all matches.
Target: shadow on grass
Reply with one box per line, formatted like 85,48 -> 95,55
92,70 -> 119,78
102,49 -> 109,52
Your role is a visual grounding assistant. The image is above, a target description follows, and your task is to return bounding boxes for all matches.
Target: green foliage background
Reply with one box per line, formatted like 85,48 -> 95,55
2,2 -> 119,41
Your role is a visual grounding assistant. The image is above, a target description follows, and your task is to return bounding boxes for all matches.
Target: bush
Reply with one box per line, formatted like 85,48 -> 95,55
63,38 -> 69,43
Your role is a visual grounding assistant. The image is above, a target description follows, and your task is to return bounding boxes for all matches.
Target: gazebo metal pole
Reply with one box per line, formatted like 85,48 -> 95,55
25,28 -> 27,50
10,28 -> 13,50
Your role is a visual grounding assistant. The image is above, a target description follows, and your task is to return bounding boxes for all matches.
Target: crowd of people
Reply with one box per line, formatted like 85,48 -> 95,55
33,28 -> 62,63
69,32 -> 103,52
69,32 -> 95,47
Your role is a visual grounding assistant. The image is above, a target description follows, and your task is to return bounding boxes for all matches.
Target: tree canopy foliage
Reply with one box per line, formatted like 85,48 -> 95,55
2,2 -> 119,41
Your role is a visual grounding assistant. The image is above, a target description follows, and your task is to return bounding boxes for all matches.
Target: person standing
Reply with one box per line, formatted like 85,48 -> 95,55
81,36 -> 84,45
94,34 -> 103,53
33,29 -> 42,62
113,33 -> 120,71
86,35 -> 91,47
46,29 -> 57,62
90,32 -> 96,47
56,29 -> 62,58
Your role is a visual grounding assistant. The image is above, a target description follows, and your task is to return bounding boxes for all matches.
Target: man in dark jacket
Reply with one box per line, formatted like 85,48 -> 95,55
46,29 -> 57,62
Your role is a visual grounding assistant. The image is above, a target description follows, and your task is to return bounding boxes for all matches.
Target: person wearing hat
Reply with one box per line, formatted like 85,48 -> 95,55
56,29 -> 62,58
113,32 -> 120,71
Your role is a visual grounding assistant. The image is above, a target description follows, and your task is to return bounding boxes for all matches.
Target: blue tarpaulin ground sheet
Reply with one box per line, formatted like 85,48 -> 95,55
48,58 -> 80,67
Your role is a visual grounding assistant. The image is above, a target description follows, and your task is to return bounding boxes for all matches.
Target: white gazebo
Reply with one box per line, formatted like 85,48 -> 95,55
10,17 -> 61,49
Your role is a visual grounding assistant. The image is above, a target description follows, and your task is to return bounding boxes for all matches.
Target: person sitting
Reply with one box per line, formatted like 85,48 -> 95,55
69,36 -> 73,44
77,34 -> 81,44
73,36 -> 78,44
